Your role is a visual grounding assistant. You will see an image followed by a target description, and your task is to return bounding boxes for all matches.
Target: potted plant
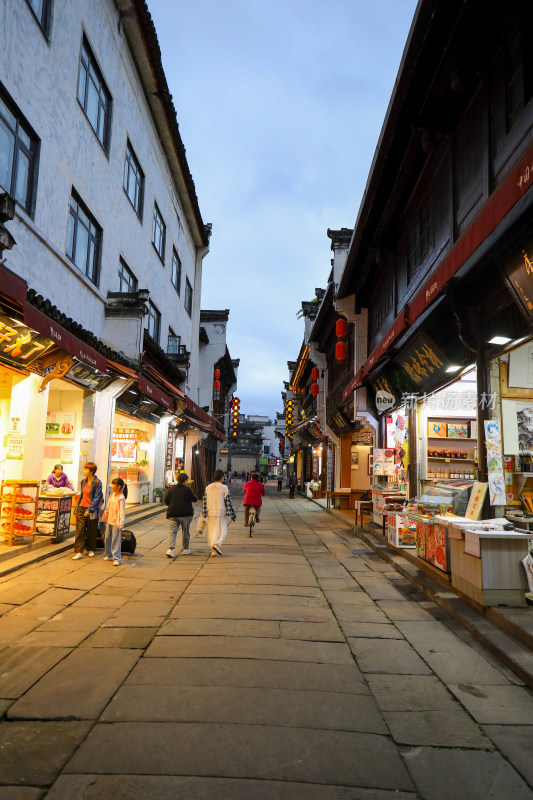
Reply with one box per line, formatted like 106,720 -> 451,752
154,487 -> 165,502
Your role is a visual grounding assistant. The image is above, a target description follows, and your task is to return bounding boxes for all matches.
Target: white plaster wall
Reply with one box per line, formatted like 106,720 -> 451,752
1,0 -> 203,367
197,321 -> 228,409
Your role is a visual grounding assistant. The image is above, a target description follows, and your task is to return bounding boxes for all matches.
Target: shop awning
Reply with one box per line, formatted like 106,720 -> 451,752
184,397 -> 226,441
0,264 -> 26,306
24,304 -> 107,374
138,375 -> 173,412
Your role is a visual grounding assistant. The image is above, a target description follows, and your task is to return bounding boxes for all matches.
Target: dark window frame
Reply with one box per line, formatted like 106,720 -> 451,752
0,87 -> 39,216
146,299 -> 161,343
66,189 -> 102,286
25,0 -> 53,38
152,202 -> 166,262
184,277 -> 193,317
407,201 -> 433,284
77,35 -> 112,153
123,139 -> 144,219
118,258 -> 138,293
171,248 -> 182,294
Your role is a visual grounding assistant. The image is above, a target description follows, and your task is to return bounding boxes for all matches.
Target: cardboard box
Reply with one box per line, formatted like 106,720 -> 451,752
428,421 -> 447,437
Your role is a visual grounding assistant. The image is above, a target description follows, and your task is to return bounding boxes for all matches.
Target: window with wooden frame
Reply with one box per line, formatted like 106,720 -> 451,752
152,203 -> 166,262
0,89 -> 39,215
66,190 -> 102,285
77,37 -> 111,152
123,140 -> 144,219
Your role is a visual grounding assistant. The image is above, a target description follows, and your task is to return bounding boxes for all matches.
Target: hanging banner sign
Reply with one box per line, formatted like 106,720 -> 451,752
24,304 -> 107,373
0,314 -> 54,368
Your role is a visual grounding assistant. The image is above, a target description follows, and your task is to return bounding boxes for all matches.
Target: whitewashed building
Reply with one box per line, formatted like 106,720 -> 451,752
0,0 -> 217,506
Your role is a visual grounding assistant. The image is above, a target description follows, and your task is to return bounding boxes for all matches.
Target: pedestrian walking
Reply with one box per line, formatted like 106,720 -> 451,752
277,474 -> 283,492
201,469 -> 236,556
73,462 -> 103,559
101,477 -> 126,566
242,472 -> 266,525
289,473 -> 297,499
165,472 -> 198,558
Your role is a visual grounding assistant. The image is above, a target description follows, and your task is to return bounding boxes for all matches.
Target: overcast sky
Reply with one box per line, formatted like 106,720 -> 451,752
148,0 -> 418,418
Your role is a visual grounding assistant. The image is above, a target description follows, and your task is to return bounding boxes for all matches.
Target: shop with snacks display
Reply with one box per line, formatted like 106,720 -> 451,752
0,480 -> 39,545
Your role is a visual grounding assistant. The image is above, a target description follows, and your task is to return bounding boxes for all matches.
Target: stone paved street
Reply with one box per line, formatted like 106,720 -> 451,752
0,485 -> 532,798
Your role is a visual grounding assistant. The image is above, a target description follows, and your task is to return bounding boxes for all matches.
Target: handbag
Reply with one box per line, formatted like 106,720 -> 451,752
121,529 -> 137,554
95,520 -> 106,549
196,516 -> 207,534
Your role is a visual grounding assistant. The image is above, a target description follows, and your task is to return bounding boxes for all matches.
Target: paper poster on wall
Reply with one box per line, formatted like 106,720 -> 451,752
516,404 -> 533,455
6,435 -> 24,459
111,439 -> 137,462
0,371 -> 12,399
60,447 -> 74,465
509,343 -> 533,389
45,412 -> 76,439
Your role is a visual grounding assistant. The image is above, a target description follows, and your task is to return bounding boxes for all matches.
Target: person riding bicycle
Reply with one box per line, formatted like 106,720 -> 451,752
242,472 -> 265,526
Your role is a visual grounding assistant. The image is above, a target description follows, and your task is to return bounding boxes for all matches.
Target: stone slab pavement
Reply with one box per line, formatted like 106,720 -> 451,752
0,483 -> 530,798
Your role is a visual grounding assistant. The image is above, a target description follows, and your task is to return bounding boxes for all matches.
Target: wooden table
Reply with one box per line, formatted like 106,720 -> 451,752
326,490 -> 352,510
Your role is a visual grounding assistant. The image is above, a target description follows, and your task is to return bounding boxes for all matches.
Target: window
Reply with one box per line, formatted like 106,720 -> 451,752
184,278 -> 193,317
146,300 -> 161,343
66,191 -> 101,284
26,0 -> 52,36
152,203 -> 166,261
264,444 -> 270,455
118,258 -> 137,293
123,140 -> 144,218
407,202 -> 433,282
77,37 -> 111,151
168,328 -> 179,354
0,91 -> 39,215
171,249 -> 181,294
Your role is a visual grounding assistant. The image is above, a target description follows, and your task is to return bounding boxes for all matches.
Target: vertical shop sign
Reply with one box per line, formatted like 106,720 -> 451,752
166,428 -> 174,472
327,443 -> 333,492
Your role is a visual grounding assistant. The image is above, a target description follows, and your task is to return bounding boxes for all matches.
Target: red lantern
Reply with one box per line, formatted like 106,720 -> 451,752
311,367 -> 319,381
336,318 -> 347,337
311,382 -> 319,397
335,341 -> 346,361
214,379 -> 220,390
214,368 -> 221,379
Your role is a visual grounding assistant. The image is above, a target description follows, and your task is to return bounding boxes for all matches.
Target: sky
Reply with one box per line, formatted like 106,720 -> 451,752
148,0 -> 419,418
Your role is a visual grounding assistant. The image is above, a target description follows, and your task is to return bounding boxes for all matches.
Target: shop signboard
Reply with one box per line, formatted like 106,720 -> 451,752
501,238 -> 533,321
0,314 -> 54,368
23,304 -> 107,373
329,407 -> 352,436
36,495 -> 72,541
394,332 -> 450,392
165,427 -> 173,472
65,362 -> 108,391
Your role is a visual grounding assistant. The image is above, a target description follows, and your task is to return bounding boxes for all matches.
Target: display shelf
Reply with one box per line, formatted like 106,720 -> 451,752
428,457 -> 476,462
0,480 -> 39,546
427,436 -> 477,441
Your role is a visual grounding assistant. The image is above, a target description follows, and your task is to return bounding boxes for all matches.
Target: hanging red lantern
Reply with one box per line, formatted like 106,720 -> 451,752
335,341 -> 346,361
311,367 -> 319,381
214,368 -> 221,379
336,318 -> 347,337
213,379 -> 220,390
311,382 -> 319,397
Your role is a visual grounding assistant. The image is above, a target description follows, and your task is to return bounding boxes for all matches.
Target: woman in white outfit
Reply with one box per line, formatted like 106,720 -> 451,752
202,469 -> 236,556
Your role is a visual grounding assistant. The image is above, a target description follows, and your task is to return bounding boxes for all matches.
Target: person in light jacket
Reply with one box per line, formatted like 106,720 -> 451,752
73,462 -> 103,559
201,469 -> 236,556
101,477 -> 126,566
164,472 -> 198,558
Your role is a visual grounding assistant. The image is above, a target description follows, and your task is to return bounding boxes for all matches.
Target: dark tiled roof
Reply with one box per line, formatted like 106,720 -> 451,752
200,309 -> 230,322
131,1 -> 209,246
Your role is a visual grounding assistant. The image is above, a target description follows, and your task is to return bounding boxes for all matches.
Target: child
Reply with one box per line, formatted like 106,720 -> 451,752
101,477 -> 126,566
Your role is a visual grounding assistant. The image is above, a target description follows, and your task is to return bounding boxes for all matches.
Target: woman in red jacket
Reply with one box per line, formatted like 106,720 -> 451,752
242,473 -> 266,525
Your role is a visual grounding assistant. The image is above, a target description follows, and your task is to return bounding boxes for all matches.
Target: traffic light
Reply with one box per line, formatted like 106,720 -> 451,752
0,193 -> 16,253
230,397 -> 240,438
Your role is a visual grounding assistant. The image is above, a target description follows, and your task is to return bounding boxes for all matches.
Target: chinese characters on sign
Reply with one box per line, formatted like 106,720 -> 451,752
0,315 -> 53,368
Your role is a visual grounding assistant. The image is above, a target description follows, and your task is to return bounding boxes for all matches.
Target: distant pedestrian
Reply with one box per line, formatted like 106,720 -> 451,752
73,462 -> 103,560
242,473 -> 266,525
289,474 -> 297,499
164,472 -> 198,558
101,477 -> 126,566
277,475 -> 283,492
202,469 -> 236,556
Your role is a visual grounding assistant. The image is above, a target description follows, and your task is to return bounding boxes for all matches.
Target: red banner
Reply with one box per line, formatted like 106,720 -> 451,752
24,304 -> 107,373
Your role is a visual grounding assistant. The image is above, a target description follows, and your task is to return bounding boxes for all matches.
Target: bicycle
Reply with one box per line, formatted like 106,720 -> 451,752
248,506 -> 257,537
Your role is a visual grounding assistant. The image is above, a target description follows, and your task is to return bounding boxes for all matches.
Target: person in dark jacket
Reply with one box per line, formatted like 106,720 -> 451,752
165,472 -> 198,558
289,473 -> 297,498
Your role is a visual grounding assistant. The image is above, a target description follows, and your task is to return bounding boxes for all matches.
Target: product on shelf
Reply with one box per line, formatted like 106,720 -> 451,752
1,521 -> 32,534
